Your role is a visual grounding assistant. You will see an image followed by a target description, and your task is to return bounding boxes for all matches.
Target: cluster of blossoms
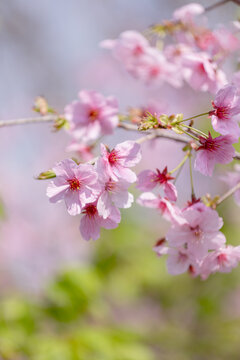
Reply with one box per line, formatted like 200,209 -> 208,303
47,141 -> 141,241
100,3 -> 240,93
34,1 -> 240,280
138,193 -> 240,279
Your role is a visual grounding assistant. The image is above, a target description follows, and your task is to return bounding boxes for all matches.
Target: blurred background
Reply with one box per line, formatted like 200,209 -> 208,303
1,0 -> 240,359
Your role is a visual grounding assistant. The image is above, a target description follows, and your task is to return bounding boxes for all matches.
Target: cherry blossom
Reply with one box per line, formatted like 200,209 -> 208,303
66,142 -> 94,162
166,203 -> 225,261
137,192 -> 186,225
99,140 -> 141,183
209,84 -> 240,140
64,90 -> 119,142
95,157 -> 134,219
46,159 -> 100,215
173,3 -> 204,24
194,133 -> 235,176
100,30 -> 150,65
200,246 -> 240,279
166,247 -> 198,276
136,167 -> 177,201
80,202 -> 120,241
182,52 -> 226,93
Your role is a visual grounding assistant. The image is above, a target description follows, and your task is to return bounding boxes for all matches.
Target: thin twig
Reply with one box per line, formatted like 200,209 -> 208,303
118,122 -> 190,144
1,116 -> 240,161
216,182 -> 240,205
204,0 -> 231,13
0,115 -> 57,127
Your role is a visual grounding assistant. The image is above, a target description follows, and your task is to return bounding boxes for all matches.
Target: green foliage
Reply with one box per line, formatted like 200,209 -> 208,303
0,219 -> 240,359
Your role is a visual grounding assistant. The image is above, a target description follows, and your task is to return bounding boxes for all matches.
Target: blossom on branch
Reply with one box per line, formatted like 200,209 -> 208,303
65,90 -> 119,142
194,133 -> 235,176
46,159 -> 100,215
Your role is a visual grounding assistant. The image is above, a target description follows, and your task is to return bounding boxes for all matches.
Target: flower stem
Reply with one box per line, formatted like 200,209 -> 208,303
176,112 -> 210,124
189,155 -> 195,200
181,124 -> 208,138
181,129 -> 200,142
216,182 -> 240,206
169,151 -> 190,175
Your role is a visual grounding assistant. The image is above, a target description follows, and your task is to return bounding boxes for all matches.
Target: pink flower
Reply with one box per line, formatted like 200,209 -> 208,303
79,202 -> 120,241
221,164 -> 240,205
130,48 -> 182,88
209,84 -> 240,140
65,90 -> 119,142
212,26 -> 240,57
194,133 -> 235,176
101,31 -> 182,88
66,142 -> 94,162
182,52 -> 226,93
99,141 -> 141,183
46,159 -> 100,215
167,247 -> 198,276
173,3 -> 204,24
95,157 -> 134,219
137,192 -> 186,225
100,30 -> 149,65
166,203 -> 226,261
200,246 -> 240,279
136,167 -> 177,201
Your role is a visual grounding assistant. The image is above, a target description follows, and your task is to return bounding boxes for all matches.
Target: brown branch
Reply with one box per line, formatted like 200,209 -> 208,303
204,0 -> 232,13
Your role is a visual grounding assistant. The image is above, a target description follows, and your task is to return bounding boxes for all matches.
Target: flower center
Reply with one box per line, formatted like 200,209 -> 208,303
178,252 -> 188,263
108,150 -> 118,165
67,178 -> 81,191
88,109 -> 99,121
133,45 -> 144,56
105,179 -> 116,192
217,253 -> 228,265
85,204 -> 97,217
198,63 -> 206,74
216,106 -> 229,120
149,66 -> 160,77
153,168 -> 174,184
198,135 -> 220,152
190,225 -> 202,239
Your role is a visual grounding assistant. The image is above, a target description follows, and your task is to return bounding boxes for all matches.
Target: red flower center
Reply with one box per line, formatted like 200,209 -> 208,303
88,109 -> 99,121
153,167 -> 174,184
217,253 -> 228,265
209,103 -> 230,120
149,66 -> 160,77
108,150 -> 118,165
67,178 -> 81,191
85,204 -> 97,217
133,45 -> 144,56
216,106 -> 229,120
198,134 -> 220,152
198,63 -> 206,74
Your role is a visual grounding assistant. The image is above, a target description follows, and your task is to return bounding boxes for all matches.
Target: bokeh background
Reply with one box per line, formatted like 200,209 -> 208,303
1,0 -> 240,359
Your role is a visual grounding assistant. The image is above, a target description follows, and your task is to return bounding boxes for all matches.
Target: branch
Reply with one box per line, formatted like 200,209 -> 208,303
0,115 -> 57,128
118,122 -> 190,144
1,115 -> 240,160
216,182 -> 240,205
204,0 -> 232,13
119,122 -> 240,160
